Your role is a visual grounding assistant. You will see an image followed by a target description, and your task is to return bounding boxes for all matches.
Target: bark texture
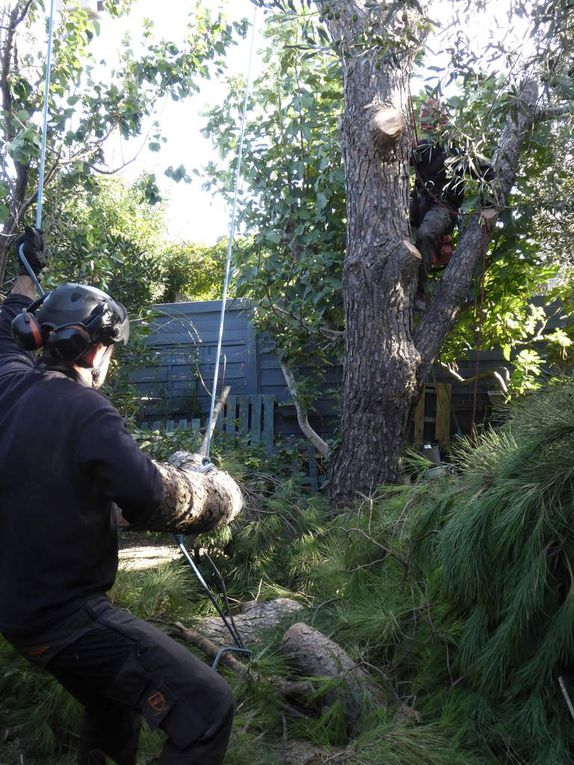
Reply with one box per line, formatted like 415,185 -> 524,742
281,622 -> 383,727
130,451 -> 243,534
194,597 -> 304,645
322,2 -> 425,499
276,740 -> 335,765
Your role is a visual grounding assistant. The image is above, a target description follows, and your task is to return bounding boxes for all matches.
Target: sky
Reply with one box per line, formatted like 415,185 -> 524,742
93,0 -> 260,245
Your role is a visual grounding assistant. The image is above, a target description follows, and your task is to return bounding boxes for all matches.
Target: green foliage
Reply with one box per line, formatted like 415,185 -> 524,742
202,14 -> 344,403
0,0 -> 246,280
0,638 -> 81,757
110,560 -> 198,622
159,238 -> 231,303
425,76 -> 574,394
44,174 -> 167,307
409,383 -> 574,762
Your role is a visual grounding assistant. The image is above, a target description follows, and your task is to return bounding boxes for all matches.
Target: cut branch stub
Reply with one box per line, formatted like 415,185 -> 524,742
371,106 -> 405,149
280,622 -> 385,728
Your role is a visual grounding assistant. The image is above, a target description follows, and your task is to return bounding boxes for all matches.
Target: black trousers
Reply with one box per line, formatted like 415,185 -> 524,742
7,598 -> 234,765
415,204 -> 457,290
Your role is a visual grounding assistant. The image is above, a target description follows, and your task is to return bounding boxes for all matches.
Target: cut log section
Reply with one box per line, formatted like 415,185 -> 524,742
195,598 -> 304,646
127,450 -> 243,535
281,622 -> 384,727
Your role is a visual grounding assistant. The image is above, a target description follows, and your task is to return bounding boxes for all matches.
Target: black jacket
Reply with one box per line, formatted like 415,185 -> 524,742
0,293 -> 164,637
410,140 -> 495,227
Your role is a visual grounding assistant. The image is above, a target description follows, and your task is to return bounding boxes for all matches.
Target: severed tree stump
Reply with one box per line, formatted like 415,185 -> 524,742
281,622 -> 384,727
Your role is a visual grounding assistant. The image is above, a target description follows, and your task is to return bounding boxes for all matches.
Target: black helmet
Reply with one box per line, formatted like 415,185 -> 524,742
12,283 -> 129,361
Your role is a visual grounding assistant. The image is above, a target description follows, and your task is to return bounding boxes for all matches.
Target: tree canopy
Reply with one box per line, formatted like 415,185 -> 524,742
0,0 -> 246,283
202,0 -> 574,499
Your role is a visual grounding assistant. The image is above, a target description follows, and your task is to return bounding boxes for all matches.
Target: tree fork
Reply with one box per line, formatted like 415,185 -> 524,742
322,2 -> 541,502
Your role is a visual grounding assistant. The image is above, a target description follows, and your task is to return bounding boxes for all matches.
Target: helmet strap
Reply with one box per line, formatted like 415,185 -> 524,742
91,345 -> 112,388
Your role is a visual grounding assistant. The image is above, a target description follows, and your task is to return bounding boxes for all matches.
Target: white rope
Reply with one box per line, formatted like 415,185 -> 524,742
36,0 -> 57,230
203,6 -> 258,459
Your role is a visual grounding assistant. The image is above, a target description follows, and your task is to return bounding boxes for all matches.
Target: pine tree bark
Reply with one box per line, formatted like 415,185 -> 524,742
128,451 -> 243,534
281,622 -> 383,727
194,597 -> 303,645
318,1 -> 425,499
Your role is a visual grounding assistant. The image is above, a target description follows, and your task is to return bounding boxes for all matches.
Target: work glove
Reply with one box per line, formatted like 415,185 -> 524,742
15,226 -> 47,276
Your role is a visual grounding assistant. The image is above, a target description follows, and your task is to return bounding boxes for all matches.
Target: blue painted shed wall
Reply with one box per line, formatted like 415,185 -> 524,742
130,299 -> 509,441
130,299 -> 332,437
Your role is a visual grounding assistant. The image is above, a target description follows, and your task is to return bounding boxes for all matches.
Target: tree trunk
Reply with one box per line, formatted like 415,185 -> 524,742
319,3 -> 542,503
320,2 -> 425,500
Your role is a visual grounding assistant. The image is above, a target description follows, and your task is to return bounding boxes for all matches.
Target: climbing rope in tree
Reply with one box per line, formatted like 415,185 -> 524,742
203,5 -> 258,459
36,0 -> 56,231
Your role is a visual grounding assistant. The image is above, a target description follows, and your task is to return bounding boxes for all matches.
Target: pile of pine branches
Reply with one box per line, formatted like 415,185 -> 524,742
411,382 -> 574,764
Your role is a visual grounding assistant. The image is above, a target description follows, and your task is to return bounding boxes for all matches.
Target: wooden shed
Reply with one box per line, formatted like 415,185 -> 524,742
130,299 -> 506,450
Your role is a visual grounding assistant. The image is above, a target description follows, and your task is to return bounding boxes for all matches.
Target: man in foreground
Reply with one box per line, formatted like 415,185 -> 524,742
0,228 -> 237,764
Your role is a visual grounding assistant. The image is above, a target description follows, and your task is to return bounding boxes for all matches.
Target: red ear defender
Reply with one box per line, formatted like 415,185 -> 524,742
12,310 -> 44,351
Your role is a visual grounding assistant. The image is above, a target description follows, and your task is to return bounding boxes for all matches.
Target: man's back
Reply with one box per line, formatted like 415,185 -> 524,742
0,293 -> 163,636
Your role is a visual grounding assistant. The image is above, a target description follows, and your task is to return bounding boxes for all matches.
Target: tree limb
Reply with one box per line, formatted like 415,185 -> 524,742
414,78 -> 541,378
438,362 -> 510,394
280,361 -> 329,457
199,385 -> 231,457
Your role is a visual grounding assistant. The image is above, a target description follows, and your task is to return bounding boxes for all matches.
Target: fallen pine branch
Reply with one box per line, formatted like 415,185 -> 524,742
172,621 -> 313,699
193,597 -> 304,646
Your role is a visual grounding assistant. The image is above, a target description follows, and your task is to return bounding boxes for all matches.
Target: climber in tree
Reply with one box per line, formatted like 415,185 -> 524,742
410,98 -> 496,308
